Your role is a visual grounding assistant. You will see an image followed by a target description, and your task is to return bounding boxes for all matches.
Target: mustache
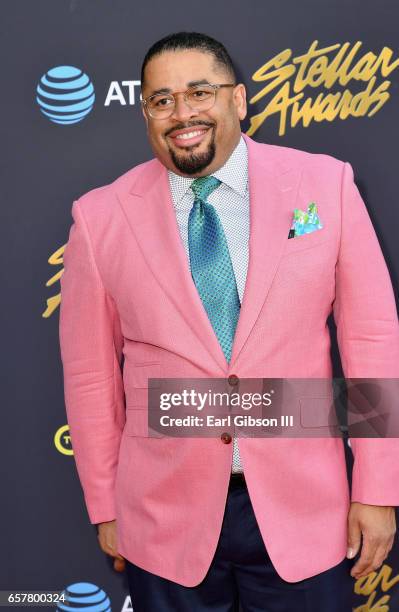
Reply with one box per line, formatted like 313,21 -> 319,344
165,121 -> 215,137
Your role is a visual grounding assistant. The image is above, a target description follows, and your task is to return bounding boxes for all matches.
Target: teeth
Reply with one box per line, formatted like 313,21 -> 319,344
175,130 -> 206,140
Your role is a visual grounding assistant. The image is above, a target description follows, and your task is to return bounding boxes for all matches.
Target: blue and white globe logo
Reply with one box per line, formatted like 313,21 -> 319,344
36,65 -> 95,125
57,582 -> 111,611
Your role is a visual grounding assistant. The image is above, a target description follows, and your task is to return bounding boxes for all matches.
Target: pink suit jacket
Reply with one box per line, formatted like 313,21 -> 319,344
59,132 -> 399,585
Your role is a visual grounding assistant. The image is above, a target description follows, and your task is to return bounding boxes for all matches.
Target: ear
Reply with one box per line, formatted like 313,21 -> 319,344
233,84 -> 247,121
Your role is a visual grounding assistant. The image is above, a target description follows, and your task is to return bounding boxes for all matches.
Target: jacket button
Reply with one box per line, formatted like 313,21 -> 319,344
221,432 -> 232,444
228,374 -> 239,386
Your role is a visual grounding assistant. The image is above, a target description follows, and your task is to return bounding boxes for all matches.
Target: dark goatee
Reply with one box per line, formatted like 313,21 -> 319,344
168,135 -> 216,175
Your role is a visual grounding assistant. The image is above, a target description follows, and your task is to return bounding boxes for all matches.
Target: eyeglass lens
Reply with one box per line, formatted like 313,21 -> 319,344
147,85 -> 215,116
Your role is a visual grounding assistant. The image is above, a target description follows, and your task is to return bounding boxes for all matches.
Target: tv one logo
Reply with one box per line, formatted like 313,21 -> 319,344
36,64 -> 141,125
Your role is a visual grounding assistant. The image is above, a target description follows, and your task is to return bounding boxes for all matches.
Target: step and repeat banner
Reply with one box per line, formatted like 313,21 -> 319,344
2,1 -> 399,610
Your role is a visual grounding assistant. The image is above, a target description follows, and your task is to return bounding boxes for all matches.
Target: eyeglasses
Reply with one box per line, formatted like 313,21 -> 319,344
141,83 -> 235,119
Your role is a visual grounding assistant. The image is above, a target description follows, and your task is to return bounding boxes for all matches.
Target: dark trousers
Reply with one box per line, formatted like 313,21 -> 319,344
125,474 -> 355,611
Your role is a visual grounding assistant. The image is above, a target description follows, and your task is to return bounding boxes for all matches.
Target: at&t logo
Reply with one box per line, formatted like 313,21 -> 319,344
36,65 -> 95,125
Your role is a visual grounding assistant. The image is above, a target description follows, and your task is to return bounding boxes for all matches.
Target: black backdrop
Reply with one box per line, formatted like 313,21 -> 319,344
2,1 -> 399,610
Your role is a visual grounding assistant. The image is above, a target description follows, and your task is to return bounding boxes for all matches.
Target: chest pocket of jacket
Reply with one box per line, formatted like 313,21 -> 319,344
281,232 -> 333,257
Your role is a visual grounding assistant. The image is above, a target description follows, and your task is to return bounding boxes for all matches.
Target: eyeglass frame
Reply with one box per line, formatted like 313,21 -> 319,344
141,83 -> 236,119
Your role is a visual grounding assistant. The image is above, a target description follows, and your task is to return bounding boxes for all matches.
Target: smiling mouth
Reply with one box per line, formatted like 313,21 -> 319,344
168,127 -> 212,148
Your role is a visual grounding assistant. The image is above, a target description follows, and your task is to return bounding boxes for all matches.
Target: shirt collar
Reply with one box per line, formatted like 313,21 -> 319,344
168,134 -> 248,204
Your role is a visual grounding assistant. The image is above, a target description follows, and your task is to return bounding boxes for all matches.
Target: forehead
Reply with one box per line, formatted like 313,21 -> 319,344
143,49 -> 227,95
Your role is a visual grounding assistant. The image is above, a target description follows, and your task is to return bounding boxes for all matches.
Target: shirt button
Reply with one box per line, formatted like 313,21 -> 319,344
221,432 -> 232,444
228,374 -> 239,386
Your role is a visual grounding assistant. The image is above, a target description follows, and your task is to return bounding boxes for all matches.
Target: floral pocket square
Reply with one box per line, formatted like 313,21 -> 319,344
288,202 -> 323,238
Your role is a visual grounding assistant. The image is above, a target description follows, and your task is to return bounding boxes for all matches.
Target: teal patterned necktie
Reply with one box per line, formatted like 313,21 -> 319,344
188,176 -> 241,363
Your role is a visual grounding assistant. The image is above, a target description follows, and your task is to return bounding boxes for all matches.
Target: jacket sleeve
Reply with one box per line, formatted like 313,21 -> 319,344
59,199 -> 126,524
333,161 -> 399,506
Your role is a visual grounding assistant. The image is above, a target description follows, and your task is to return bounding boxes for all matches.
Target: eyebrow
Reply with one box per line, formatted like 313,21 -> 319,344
148,79 -> 211,97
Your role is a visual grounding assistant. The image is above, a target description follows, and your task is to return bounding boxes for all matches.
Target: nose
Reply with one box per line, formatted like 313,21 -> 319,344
170,93 -> 199,122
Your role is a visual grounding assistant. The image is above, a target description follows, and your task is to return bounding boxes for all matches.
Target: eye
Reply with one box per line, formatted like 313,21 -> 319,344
154,97 -> 173,107
192,90 -> 208,98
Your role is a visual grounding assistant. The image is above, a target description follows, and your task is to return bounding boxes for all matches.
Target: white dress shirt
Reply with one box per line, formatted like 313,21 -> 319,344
167,135 -> 249,473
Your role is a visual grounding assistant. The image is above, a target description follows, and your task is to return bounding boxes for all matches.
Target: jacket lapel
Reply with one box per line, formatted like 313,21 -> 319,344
117,158 -> 229,373
229,134 -> 302,368
117,134 -> 302,373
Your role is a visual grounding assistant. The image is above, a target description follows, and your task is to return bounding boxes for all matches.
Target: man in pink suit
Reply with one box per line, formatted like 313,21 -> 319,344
59,32 -> 399,611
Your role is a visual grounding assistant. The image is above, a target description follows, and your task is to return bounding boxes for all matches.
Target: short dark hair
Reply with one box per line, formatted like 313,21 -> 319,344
141,31 -> 237,90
